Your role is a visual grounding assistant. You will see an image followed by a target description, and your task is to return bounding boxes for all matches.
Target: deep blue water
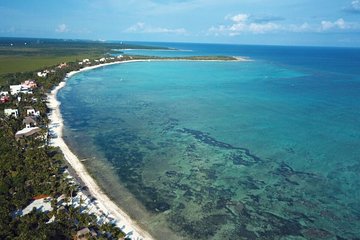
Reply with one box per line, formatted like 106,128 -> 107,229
59,43 -> 360,239
123,42 -> 360,73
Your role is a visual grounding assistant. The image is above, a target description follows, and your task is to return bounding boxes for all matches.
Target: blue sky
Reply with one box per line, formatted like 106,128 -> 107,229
1,0 -> 360,47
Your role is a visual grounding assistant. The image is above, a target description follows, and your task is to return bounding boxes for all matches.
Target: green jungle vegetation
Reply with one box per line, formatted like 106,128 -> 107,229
0,37 -> 166,81
0,38 -> 143,239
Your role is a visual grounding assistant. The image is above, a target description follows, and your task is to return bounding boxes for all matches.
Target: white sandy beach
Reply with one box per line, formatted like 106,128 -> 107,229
47,61 -> 155,240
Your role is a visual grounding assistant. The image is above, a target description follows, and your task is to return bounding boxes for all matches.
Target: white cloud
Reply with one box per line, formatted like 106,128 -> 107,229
321,21 -> 334,31
230,14 -> 249,23
288,22 -> 312,32
126,22 -> 145,32
343,0 -> 360,13
289,19 -> 360,33
321,18 -> 348,31
55,24 -> 69,33
125,22 -> 186,34
209,13 -> 281,35
351,0 -> 360,12
248,22 -> 280,34
208,13 -> 360,36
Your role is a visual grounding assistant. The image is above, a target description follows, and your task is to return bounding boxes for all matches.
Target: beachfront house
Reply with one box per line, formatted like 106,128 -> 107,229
15,195 -> 53,217
99,58 -> 106,62
15,127 -> 41,140
37,71 -> 49,77
21,80 -> 37,89
4,108 -> 19,118
10,85 -> 22,95
57,63 -> 67,69
37,72 -> 45,77
10,81 -> 36,96
25,106 -> 40,116
0,91 -> 9,96
79,59 -> 91,66
76,228 -> 97,240
23,116 -> 37,128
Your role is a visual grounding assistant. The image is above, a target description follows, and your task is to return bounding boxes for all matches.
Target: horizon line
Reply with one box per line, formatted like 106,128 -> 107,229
0,35 -> 359,49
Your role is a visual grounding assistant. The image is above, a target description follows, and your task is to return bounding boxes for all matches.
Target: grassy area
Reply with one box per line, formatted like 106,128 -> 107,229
0,54 -> 99,75
0,41 -> 115,76
0,37 -> 168,86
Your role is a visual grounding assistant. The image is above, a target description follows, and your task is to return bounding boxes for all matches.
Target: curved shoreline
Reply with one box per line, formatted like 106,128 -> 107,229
47,60 -> 155,240
46,57 -> 249,240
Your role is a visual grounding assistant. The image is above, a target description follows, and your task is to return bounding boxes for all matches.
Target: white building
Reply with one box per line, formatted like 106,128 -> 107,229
16,196 -> 53,217
4,108 -> 19,118
26,107 -> 40,116
37,71 -> 47,77
15,127 -> 41,140
23,116 -> 37,128
10,85 -> 22,95
10,85 -> 33,95
0,91 -> 9,96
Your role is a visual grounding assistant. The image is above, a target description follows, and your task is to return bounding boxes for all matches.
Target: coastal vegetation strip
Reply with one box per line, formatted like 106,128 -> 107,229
0,67 -> 131,239
0,37 -> 244,80
0,37 -> 169,77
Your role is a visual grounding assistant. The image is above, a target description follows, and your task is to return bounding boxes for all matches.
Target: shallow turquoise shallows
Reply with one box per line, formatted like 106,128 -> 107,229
58,44 -> 360,240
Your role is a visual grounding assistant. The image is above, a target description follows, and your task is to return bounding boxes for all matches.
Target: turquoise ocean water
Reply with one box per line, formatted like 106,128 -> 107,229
58,43 -> 360,239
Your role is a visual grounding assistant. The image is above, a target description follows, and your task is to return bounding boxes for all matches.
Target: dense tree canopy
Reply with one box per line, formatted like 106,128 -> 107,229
0,58 -> 129,239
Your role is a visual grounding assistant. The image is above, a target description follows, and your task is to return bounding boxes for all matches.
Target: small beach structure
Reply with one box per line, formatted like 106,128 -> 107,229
37,70 -> 49,77
10,82 -> 35,95
25,106 -> 40,116
0,91 -> 9,96
10,85 -> 22,95
75,227 -> 97,240
4,108 -> 19,118
15,127 -> 41,140
23,116 -> 37,128
21,80 -> 37,89
57,63 -> 68,69
16,195 -> 53,217
79,59 -> 91,65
